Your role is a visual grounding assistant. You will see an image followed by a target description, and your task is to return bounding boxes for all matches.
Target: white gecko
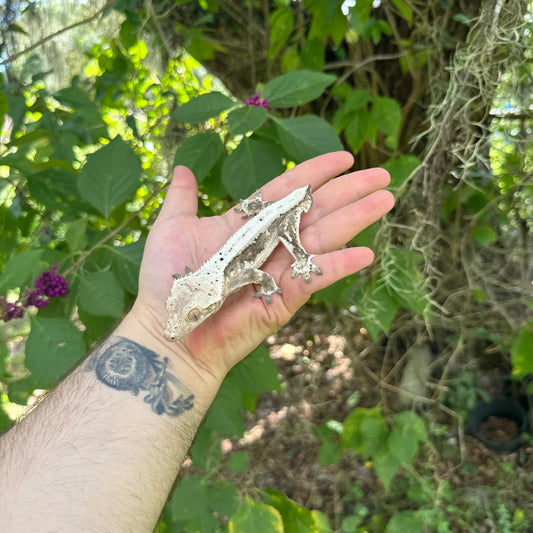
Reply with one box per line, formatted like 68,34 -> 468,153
164,185 -> 322,341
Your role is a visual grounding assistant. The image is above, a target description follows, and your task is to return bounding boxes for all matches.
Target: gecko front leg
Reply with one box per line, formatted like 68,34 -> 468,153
229,269 -> 283,304
279,212 -> 322,282
235,192 -> 273,219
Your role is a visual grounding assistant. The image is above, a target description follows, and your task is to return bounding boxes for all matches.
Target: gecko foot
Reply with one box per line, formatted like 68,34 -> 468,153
290,256 -> 322,283
254,286 -> 283,304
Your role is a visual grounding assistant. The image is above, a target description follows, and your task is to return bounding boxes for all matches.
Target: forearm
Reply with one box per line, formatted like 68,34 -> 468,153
0,313 -> 221,533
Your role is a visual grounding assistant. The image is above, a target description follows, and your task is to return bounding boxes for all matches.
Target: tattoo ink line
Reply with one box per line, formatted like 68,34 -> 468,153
86,337 -> 194,416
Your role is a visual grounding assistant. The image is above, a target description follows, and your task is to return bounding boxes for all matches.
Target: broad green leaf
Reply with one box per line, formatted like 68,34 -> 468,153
263,489 -> 319,533
173,92 -> 235,123
110,239 -> 145,295
0,400 -> 13,432
65,217 -> 88,252
511,327 -> 533,378
342,406 -> 384,451
77,271 -> 125,317
170,476 -> 209,521
300,38 -> 325,71
26,316 -> 86,384
227,106 -> 268,135
225,451 -> 250,472
373,449 -> 401,489
274,115 -> 343,162
228,497 -> 284,533
268,7 -> 294,60
0,207 -> 18,269
207,481 -> 239,516
27,169 -> 91,213
382,155 -> 421,193
333,89 -> 372,131
314,423 -> 342,465
388,411 -> 427,465
264,70 -> 336,108
78,307 -> 116,347
0,249 -> 45,293
77,137 -> 142,219
173,133 -> 223,182
221,138 -> 284,200
344,110 -> 371,154
189,425 -> 222,471
371,97 -> 401,148
470,225 -> 498,247
386,510 -> 430,533
390,0 -> 413,22
357,278 -> 399,339
205,376 -> 245,437
228,345 -> 281,394
359,417 -> 389,458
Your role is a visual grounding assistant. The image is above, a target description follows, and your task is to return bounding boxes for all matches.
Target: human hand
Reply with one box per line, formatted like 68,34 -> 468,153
130,151 -> 394,381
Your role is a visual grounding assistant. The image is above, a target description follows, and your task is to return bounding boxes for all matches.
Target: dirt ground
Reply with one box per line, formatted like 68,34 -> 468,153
183,304 -> 533,532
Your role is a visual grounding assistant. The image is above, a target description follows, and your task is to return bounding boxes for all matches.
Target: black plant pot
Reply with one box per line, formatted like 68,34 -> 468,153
464,396 -> 529,453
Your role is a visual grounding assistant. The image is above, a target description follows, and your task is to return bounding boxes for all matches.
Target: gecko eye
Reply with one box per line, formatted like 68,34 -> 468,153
187,308 -> 201,321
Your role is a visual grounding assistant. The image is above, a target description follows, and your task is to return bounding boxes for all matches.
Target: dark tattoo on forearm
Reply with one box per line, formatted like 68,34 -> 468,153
85,337 -> 194,416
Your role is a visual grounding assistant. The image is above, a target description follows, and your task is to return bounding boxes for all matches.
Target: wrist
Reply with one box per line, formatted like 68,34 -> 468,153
113,307 -> 223,406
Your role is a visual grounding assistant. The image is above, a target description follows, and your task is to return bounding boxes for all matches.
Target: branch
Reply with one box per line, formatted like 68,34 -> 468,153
0,0 -> 118,66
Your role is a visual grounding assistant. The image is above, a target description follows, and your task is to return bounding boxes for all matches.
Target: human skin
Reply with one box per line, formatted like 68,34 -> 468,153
0,152 -> 394,532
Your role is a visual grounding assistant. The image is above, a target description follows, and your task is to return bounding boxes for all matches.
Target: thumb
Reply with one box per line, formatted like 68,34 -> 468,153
158,165 -> 199,219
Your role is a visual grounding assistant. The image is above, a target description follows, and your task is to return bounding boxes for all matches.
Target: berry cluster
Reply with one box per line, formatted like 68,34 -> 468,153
245,93 -> 269,108
0,265 -> 69,322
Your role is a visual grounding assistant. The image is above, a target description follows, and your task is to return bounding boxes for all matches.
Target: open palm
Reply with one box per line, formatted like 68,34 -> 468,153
133,152 -> 394,379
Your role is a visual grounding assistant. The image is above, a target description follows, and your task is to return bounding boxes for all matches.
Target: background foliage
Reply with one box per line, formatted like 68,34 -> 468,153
1,0 -> 532,532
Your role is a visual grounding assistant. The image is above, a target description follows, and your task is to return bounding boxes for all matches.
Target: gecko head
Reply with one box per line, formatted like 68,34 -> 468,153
164,281 -> 222,342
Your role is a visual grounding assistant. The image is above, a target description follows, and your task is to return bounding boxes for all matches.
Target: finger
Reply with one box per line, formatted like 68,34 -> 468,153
303,167 -> 391,228
257,151 -> 354,202
279,247 -> 375,310
301,189 -> 395,254
158,165 -> 199,220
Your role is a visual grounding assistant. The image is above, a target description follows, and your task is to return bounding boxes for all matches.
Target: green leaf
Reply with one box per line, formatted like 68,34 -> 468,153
511,327 -> 533,378
228,345 -> 281,394
373,450 -> 402,489
228,497 -> 284,533
264,70 -> 336,108
0,206 -> 18,269
77,271 -> 125,317
221,138 -> 284,200
470,225 -> 498,247
344,110 -> 371,154
314,423 -> 342,465
170,476 -> 209,521
342,406 -> 385,454
173,133 -> 223,182
205,376 -> 245,437
173,92 -> 235,123
390,0 -> 413,22
263,489 -> 320,533
382,155 -> 421,193
27,169 -> 91,213
110,239 -> 145,295
268,7 -> 294,60
65,217 -> 88,252
207,481 -> 239,516
300,38 -> 325,71
77,137 -> 142,219
26,316 -> 86,384
227,106 -> 268,135
357,278 -> 399,339
386,510 -> 430,533
388,411 -> 427,465
371,97 -> 402,148
273,115 -> 343,162
225,451 -> 250,472
0,249 -> 45,293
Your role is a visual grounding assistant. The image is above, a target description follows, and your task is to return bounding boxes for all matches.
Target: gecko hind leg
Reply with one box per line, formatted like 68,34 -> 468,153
229,268 -> 282,304
279,212 -> 322,283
